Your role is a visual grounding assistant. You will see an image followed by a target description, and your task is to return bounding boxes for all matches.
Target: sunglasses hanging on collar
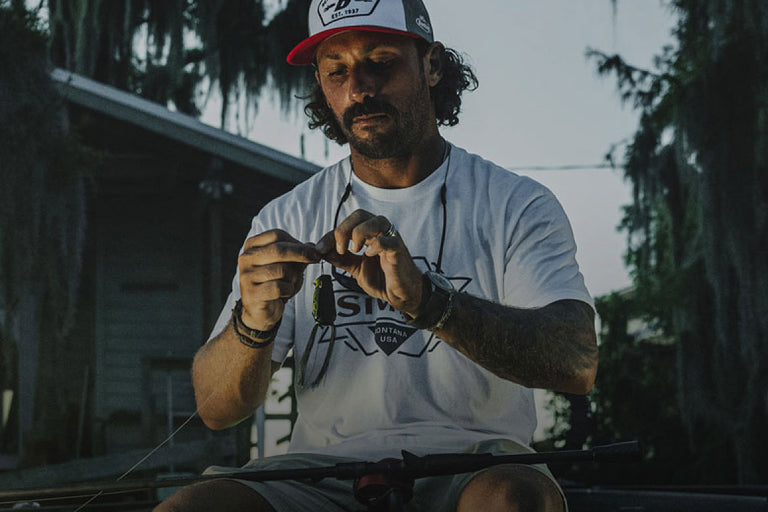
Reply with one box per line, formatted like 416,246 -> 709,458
297,142 -> 452,389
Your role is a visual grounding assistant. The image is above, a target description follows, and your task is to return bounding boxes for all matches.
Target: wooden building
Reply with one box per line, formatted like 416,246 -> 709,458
0,69 -> 317,487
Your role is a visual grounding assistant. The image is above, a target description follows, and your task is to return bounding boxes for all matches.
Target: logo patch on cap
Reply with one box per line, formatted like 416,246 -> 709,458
414,14 -> 431,34
318,0 -> 381,27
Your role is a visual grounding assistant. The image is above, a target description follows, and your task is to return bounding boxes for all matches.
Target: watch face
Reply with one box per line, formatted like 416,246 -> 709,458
426,271 -> 454,292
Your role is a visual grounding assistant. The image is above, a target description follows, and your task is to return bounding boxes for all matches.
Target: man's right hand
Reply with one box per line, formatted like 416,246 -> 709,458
238,229 -> 320,331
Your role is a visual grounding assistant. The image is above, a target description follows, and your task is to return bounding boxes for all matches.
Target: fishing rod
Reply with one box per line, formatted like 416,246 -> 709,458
0,441 -> 641,508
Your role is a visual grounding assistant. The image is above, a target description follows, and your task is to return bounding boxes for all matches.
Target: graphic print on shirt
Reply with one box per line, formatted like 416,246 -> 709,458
317,255 -> 472,358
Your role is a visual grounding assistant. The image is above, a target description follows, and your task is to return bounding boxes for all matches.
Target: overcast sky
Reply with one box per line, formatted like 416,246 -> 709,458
204,0 -> 677,299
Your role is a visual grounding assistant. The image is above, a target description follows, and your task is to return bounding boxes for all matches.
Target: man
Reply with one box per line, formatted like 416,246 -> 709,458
156,0 -> 598,510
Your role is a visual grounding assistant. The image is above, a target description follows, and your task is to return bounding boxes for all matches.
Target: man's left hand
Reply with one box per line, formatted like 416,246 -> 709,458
316,209 -> 423,316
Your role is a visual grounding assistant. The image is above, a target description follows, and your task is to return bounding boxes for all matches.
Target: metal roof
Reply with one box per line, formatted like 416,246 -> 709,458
51,68 -> 320,183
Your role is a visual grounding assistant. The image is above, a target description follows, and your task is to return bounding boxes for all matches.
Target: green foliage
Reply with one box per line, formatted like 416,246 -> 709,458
576,0 -> 768,484
0,1 -> 97,329
2,0 -> 313,463
0,3 -> 101,450
42,0 -> 314,128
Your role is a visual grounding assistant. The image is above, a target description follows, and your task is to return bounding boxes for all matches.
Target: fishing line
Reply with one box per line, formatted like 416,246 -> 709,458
58,143 -> 454,510
0,490 -> 147,508
68,383 -> 221,511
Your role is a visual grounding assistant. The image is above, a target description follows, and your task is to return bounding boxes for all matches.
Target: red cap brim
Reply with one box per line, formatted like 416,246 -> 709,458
287,26 -> 420,66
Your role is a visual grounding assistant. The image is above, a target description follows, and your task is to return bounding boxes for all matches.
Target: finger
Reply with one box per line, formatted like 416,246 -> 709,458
322,250 -> 363,276
363,230 -> 400,257
334,209 -> 376,254
240,240 -> 319,266
243,229 -> 319,261
333,210 -> 391,254
242,278 -> 299,303
289,262 -> 308,290
350,215 -> 393,253
239,263 -> 306,329
239,262 -> 307,287
315,230 -> 336,256
244,229 -> 296,249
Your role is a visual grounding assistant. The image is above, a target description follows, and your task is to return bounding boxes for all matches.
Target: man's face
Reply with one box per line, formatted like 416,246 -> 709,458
314,31 -> 436,159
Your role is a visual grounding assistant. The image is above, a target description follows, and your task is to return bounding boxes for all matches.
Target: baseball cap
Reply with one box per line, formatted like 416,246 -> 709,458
287,0 -> 434,66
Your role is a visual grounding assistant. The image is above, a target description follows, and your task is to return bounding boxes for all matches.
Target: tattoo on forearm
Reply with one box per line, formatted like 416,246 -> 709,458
440,294 -> 598,392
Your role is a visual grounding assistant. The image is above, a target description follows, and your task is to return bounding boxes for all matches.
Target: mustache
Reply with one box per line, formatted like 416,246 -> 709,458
342,98 -> 398,130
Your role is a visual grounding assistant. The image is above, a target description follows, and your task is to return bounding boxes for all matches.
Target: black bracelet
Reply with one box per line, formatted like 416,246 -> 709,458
232,300 -> 280,348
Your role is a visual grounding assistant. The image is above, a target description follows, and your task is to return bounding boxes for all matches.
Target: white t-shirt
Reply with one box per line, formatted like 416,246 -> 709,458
210,143 -> 593,460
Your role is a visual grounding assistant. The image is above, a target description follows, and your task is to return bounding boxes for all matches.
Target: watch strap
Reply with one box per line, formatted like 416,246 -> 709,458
404,272 -> 455,330
430,290 -> 457,331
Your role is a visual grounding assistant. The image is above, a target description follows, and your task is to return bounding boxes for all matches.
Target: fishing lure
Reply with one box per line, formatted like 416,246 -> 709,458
297,265 -> 337,388
313,273 -> 337,326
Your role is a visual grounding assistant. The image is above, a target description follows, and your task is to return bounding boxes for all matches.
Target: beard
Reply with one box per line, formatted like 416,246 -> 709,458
338,85 -> 432,159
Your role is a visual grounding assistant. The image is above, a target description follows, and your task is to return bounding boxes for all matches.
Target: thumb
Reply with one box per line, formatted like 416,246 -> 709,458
317,230 -> 362,276
322,250 -> 362,276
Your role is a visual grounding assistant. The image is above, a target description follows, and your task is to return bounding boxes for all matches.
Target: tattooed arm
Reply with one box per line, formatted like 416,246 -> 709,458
433,295 -> 598,395
317,205 -> 598,394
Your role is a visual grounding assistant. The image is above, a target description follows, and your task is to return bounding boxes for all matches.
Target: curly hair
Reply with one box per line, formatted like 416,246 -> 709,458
304,41 -> 479,145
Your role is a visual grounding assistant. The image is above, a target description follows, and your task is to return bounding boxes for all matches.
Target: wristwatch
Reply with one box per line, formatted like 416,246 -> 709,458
404,271 -> 456,330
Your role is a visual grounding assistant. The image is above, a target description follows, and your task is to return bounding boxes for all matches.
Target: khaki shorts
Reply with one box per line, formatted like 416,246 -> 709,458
204,438 -> 567,511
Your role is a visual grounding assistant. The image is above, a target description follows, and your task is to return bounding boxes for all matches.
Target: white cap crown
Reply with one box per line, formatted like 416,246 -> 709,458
288,0 -> 434,65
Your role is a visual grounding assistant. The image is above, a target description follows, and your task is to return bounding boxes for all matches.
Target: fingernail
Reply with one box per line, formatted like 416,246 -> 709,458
336,242 -> 344,254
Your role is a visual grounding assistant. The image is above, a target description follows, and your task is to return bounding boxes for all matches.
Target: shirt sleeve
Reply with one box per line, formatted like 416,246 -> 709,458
503,188 -> 594,310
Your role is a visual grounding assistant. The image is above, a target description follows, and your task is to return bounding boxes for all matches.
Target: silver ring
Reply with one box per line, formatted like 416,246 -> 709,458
384,223 -> 398,238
